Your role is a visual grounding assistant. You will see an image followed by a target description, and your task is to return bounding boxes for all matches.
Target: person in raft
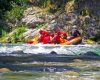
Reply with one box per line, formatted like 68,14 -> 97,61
39,30 -> 48,42
53,31 -> 68,44
39,29 -> 53,44
68,25 -> 81,40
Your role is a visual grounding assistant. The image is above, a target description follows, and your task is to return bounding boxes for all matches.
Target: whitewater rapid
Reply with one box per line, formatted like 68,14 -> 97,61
0,44 -> 100,56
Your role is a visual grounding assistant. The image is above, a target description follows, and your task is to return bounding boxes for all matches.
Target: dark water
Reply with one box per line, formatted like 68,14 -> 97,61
0,60 -> 100,80
0,44 -> 100,80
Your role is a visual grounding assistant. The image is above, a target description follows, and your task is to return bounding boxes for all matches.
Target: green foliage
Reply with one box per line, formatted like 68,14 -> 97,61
0,29 -> 8,43
1,30 -> 7,37
79,8 -> 89,16
5,3 -> 26,23
0,0 -> 12,18
11,24 -> 26,43
0,0 -> 28,34
34,0 -> 51,8
14,0 -> 28,4
89,33 -> 100,42
35,24 -> 45,29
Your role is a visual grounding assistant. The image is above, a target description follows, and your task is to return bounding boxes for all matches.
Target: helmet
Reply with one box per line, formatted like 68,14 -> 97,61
39,30 -> 43,34
51,20 -> 56,23
72,25 -> 77,28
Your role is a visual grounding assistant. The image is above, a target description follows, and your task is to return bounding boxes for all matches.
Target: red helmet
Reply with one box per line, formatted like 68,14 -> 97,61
39,30 -> 43,34
57,31 -> 61,35
63,32 -> 67,36
50,33 -> 54,37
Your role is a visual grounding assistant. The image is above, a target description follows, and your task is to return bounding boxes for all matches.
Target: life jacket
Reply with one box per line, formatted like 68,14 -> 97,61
39,35 -> 44,42
27,41 -> 33,44
55,35 -> 61,44
39,30 -> 48,43
62,32 -> 67,37
43,35 -> 50,44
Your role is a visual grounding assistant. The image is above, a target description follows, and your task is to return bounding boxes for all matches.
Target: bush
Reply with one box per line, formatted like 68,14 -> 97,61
5,3 -> 26,24
1,30 -> 7,38
35,23 -> 45,29
11,24 -> 26,43
89,33 -> 100,42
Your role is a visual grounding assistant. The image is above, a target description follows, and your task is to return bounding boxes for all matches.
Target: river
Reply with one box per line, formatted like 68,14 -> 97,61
0,44 -> 100,80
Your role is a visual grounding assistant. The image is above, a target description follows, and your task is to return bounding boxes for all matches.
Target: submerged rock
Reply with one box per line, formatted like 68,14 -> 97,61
64,71 -> 79,76
50,51 -> 57,55
66,78 -> 79,80
0,68 -> 12,72
83,51 -> 99,56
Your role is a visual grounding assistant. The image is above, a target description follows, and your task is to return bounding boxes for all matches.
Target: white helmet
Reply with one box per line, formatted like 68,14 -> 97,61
72,25 -> 77,28
51,20 -> 56,23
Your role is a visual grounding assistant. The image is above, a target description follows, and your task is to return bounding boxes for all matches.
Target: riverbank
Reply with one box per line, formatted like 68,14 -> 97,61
0,0 -> 100,44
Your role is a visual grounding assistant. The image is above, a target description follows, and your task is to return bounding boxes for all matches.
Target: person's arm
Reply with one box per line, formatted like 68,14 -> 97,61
77,30 -> 81,36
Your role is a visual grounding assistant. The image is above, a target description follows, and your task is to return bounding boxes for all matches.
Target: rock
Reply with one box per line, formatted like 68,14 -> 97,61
48,20 -> 59,30
64,71 -> 79,76
50,51 -> 57,55
67,12 -> 78,25
23,27 -> 46,40
22,7 -> 46,28
73,59 -> 83,63
22,15 -> 44,28
83,51 -> 99,56
23,7 -> 40,16
23,29 -> 37,38
0,68 -> 12,72
66,78 -> 79,80
45,14 -> 56,22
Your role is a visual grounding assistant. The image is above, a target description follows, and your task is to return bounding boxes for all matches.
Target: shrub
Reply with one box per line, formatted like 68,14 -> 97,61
1,30 -> 7,38
11,24 -> 26,43
35,23 -> 45,29
5,3 -> 26,24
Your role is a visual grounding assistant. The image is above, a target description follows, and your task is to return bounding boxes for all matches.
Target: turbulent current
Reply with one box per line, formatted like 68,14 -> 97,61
0,44 -> 100,56
0,44 -> 100,80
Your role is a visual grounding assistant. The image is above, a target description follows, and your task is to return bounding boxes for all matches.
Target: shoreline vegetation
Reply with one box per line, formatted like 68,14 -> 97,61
0,0 -> 100,44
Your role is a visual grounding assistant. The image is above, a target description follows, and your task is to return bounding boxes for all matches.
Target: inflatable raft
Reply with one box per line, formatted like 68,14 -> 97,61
66,36 -> 81,45
28,36 -> 81,45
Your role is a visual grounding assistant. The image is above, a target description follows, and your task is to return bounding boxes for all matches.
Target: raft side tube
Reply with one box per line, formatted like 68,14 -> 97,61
66,36 -> 81,45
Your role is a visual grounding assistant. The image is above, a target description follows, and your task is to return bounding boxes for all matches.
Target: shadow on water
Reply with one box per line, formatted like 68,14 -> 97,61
0,63 -> 80,72
0,45 -> 100,73
0,52 -> 100,72
0,52 -> 100,63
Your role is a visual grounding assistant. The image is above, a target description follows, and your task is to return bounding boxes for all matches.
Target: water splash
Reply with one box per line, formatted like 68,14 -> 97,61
0,44 -> 100,56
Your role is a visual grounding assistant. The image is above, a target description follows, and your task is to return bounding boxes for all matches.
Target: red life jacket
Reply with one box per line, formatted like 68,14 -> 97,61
39,35 -> 44,42
54,35 -> 61,44
39,30 -> 49,43
62,32 -> 67,36
43,35 -> 50,44
27,41 -> 33,44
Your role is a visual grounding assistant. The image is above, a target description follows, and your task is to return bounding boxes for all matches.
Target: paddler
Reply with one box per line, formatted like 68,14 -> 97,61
54,31 -> 62,44
39,30 -> 47,43
43,31 -> 51,44
69,25 -> 81,40
53,31 -> 67,44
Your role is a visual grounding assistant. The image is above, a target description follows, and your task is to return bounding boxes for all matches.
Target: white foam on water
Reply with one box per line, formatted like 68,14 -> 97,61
0,44 -> 100,56
6,46 -> 23,53
0,47 -> 7,53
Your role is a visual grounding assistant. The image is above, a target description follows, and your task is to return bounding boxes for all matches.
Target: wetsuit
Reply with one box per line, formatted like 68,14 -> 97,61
71,29 -> 80,37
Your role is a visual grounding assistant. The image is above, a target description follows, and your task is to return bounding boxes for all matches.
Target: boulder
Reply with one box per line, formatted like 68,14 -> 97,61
0,68 -> 12,72
22,15 -> 44,28
23,27 -> 46,40
64,71 -> 79,76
